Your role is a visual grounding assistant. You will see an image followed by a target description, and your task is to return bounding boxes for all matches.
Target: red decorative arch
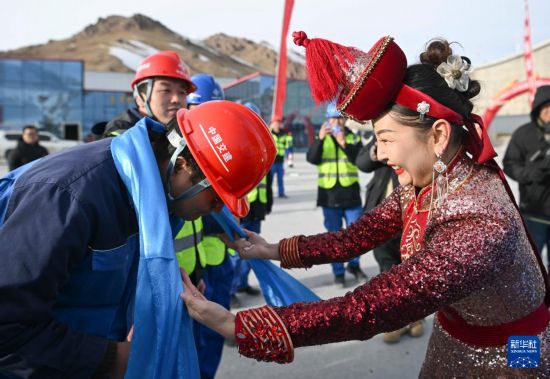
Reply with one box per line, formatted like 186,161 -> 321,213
482,0 -> 549,130
482,78 -> 550,127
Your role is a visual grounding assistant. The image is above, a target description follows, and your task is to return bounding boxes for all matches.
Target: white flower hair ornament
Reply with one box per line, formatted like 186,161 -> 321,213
436,55 -> 472,92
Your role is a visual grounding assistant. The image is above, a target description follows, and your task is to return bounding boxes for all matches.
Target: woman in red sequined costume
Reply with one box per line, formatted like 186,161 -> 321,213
181,34 -> 550,377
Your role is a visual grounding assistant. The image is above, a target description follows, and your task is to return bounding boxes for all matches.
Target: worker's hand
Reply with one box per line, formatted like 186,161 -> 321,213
126,326 -> 134,342
319,122 -> 331,140
180,269 -> 235,341
237,230 -> 280,260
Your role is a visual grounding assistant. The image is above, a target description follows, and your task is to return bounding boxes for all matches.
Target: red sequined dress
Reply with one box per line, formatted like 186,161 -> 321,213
234,153 -> 550,377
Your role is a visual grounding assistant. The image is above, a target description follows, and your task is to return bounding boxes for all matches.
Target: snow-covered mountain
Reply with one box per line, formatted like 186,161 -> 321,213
0,14 -> 306,79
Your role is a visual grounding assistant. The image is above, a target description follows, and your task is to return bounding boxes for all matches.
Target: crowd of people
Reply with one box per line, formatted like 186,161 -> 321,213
0,29 -> 549,379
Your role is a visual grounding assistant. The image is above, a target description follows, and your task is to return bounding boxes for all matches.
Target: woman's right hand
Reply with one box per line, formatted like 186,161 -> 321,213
236,230 -> 280,260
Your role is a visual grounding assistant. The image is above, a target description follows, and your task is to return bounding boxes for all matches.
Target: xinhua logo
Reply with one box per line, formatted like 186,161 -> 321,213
507,336 -> 540,368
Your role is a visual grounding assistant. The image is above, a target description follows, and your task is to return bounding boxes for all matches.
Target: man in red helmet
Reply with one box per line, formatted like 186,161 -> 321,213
0,100 -> 275,378
103,50 -> 196,136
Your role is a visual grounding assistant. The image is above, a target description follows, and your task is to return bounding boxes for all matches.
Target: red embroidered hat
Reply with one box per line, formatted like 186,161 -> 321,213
293,31 -> 497,164
292,31 -> 407,122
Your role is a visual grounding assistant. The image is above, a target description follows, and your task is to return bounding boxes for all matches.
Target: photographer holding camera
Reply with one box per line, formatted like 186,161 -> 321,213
306,101 -> 367,287
504,85 -> 550,267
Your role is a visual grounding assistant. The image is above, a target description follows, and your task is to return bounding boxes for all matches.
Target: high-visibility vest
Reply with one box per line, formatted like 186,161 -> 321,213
285,135 -> 293,149
272,133 -> 286,157
247,176 -> 267,204
202,235 -> 236,267
317,133 -> 360,189
174,218 -> 206,274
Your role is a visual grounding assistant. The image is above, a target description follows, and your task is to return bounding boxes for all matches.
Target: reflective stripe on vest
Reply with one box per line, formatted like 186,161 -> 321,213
272,133 -> 286,157
317,134 -> 360,189
202,235 -> 236,266
175,218 -> 206,274
247,176 -> 267,203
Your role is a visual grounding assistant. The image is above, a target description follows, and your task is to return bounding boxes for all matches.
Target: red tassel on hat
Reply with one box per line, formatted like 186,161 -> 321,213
293,31 -> 359,104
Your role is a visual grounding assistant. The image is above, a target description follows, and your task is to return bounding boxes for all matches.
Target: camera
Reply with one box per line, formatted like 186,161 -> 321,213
331,125 -> 342,135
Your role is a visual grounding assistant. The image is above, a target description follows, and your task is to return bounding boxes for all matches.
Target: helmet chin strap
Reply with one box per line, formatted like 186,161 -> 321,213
165,128 -> 211,204
134,78 -> 156,120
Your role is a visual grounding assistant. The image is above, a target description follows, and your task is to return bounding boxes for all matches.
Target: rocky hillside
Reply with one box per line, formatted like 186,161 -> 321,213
0,14 -> 305,79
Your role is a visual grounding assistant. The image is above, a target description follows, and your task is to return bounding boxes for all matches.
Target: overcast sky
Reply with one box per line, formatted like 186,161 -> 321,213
2,0 -> 549,67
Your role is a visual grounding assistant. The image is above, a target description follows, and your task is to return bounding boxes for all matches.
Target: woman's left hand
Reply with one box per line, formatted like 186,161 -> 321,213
180,269 -> 236,341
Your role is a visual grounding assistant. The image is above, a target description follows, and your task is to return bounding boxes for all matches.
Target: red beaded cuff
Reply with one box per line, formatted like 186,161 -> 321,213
279,236 -> 309,269
235,305 -> 294,364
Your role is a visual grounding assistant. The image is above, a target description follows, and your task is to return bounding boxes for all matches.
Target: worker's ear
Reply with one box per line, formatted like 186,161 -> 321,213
175,156 -> 193,175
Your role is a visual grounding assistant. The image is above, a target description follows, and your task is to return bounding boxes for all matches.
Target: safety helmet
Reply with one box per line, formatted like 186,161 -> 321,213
131,51 -> 196,92
176,101 -> 276,217
186,74 -> 225,105
325,100 -> 343,119
244,102 -> 261,117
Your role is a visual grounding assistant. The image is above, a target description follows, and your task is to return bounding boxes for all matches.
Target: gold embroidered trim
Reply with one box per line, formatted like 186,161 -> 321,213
338,36 -> 394,120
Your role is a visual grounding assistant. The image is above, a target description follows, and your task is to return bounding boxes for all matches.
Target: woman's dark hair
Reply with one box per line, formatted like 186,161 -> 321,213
387,38 -> 481,147
150,118 -> 206,185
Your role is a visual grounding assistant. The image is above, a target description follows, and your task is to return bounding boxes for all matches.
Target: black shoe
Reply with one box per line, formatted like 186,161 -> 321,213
346,265 -> 369,281
334,275 -> 346,287
236,286 -> 261,296
278,195 -> 289,199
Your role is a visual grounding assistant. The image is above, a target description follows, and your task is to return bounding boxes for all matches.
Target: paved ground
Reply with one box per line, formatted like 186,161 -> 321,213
1,138 -> 547,379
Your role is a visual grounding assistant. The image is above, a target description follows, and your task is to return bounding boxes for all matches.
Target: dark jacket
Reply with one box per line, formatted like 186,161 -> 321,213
355,136 -> 399,212
0,139 -> 139,377
306,129 -> 362,208
355,134 -> 402,270
242,186 -> 271,222
103,108 -> 143,137
7,139 -> 48,171
503,121 -> 550,219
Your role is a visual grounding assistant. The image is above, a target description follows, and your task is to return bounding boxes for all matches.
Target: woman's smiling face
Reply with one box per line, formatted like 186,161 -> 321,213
373,112 -> 436,188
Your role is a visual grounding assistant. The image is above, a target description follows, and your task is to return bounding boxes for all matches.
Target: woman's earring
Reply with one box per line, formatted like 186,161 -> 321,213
429,153 -> 448,218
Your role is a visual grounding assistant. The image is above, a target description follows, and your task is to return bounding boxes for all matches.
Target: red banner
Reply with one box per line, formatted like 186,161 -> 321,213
271,0 -> 295,122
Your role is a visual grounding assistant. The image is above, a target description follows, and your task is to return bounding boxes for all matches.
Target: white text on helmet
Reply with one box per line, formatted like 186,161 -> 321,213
198,124 -> 232,173
136,62 -> 151,73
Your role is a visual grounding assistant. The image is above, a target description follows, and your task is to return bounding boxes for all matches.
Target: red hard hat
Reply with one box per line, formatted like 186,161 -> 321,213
131,51 -> 196,92
176,101 -> 276,217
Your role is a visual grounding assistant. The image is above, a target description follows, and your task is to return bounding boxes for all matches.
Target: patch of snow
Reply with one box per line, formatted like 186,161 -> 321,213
127,40 -> 159,56
198,54 -> 209,62
169,42 -> 185,50
109,40 -> 159,70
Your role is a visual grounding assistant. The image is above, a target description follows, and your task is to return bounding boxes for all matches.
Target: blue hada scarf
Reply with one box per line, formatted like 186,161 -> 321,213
211,207 -> 320,306
111,117 -> 199,379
